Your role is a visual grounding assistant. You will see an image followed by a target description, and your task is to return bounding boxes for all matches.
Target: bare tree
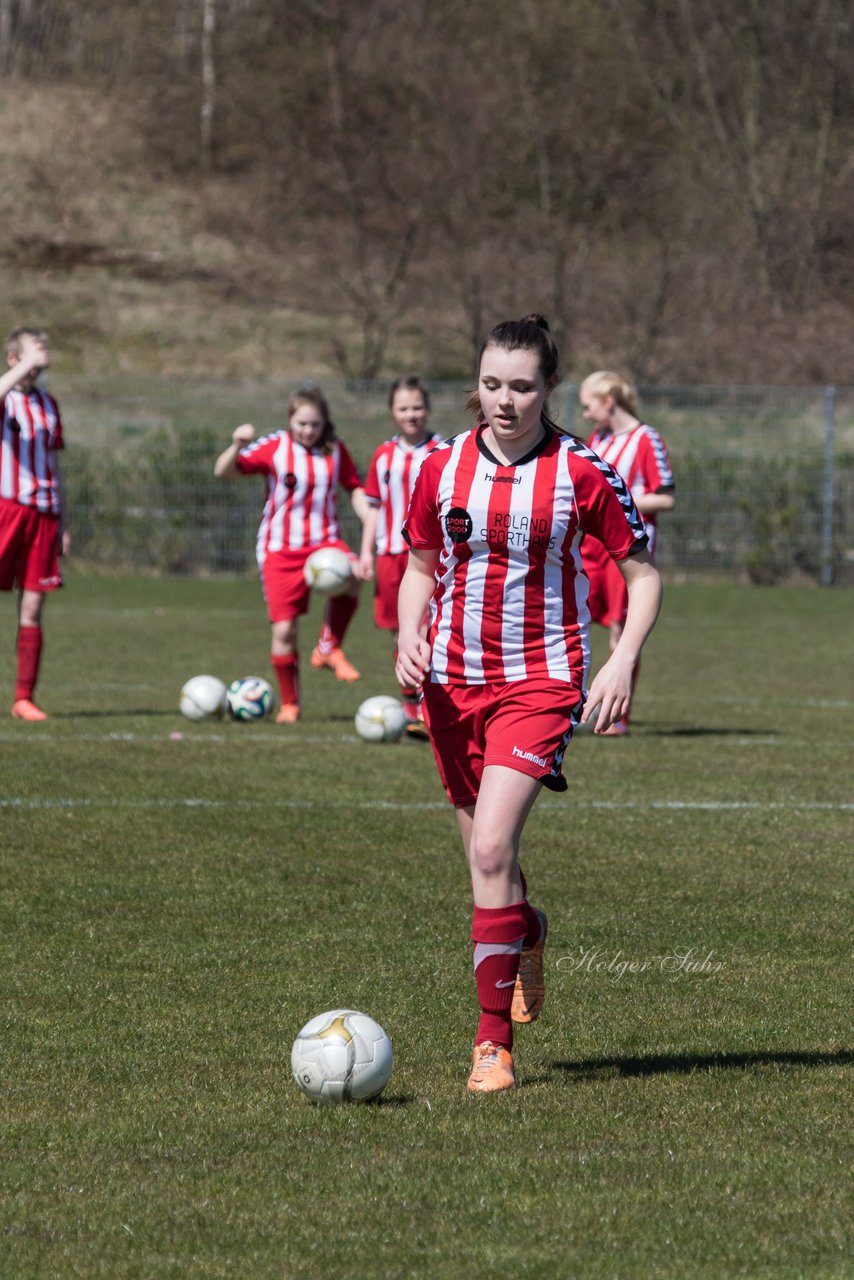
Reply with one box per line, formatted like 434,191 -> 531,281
200,0 -> 216,171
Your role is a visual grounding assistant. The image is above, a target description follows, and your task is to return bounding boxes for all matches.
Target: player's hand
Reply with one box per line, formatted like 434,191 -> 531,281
395,632 -> 431,689
232,423 -> 255,446
356,553 -> 374,582
60,529 -> 71,556
19,340 -> 49,374
583,652 -> 634,733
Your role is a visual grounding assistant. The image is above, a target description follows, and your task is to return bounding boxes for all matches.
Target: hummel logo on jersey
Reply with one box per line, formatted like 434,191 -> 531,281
512,745 -> 550,768
485,472 -> 521,484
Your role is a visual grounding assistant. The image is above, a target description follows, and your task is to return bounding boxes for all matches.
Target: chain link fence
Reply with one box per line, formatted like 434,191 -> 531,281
54,376 -> 854,586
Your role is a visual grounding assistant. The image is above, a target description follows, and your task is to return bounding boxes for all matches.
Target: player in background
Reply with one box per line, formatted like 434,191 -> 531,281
214,386 -> 371,724
0,328 -> 69,721
358,376 -> 443,740
396,315 -> 662,1093
579,371 -> 675,736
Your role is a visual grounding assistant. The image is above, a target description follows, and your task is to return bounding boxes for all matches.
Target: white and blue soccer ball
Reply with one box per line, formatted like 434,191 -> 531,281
354,695 -> 407,743
303,546 -> 353,596
180,674 -> 228,721
291,1009 -> 394,1105
227,676 -> 275,721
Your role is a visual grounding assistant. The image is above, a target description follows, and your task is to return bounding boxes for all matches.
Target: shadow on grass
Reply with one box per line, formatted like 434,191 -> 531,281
554,1049 -> 854,1079
641,727 -> 777,738
54,709 -> 176,719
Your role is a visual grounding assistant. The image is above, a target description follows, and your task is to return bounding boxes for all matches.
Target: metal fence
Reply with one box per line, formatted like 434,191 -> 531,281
54,376 -> 854,586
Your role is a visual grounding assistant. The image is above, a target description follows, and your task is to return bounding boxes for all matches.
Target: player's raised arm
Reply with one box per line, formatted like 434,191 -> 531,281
0,338 -> 49,400
214,423 -> 254,478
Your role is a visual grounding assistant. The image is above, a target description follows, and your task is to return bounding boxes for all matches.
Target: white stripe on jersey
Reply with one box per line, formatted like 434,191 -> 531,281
370,433 -> 442,556
427,434 -> 468,683
248,434 -> 344,560
0,388 -> 63,512
564,435 -> 648,538
418,429 -> 645,687
589,424 -> 673,539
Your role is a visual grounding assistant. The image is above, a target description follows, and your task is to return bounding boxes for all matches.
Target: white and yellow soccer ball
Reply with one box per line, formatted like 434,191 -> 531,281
303,546 -> 354,596
291,1009 -> 393,1105
226,676 -> 275,721
179,674 -> 228,721
354,695 -> 407,743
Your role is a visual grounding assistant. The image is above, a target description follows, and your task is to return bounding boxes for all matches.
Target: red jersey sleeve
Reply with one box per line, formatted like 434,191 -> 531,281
336,441 -> 363,493
236,434 -> 278,475
402,449 -> 444,549
637,427 -> 675,493
572,452 -> 648,562
364,447 -> 382,505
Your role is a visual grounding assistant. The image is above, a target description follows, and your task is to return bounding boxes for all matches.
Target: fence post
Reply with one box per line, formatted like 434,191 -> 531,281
820,385 -> 836,586
565,383 -> 576,435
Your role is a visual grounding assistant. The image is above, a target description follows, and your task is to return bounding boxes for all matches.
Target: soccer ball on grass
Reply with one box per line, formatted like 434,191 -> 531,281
303,546 -> 354,596
291,1009 -> 393,1105
227,676 -> 275,721
354,695 -> 407,743
180,675 -> 227,721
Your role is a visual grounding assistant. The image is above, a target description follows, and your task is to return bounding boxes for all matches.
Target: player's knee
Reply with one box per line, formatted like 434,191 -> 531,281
468,832 -> 514,880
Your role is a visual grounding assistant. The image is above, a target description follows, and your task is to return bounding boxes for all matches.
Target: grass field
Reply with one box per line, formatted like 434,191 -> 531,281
1,577 -> 852,1280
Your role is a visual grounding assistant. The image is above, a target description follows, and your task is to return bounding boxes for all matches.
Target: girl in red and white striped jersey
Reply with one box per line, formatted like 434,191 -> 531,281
215,387 -> 371,724
358,376 -> 443,738
396,315 -> 663,1093
0,328 -> 69,721
580,371 -> 676,736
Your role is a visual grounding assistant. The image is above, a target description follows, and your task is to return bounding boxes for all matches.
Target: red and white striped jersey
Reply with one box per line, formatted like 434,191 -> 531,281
587,422 -> 673,555
236,432 -> 363,561
403,426 -> 648,688
0,388 -> 64,514
364,432 -> 443,555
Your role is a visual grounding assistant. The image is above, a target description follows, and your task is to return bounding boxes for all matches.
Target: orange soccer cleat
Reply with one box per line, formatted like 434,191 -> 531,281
310,646 -> 361,682
467,1041 -> 516,1093
275,703 -> 301,724
511,908 -> 548,1024
404,715 -> 430,741
599,719 -> 630,737
11,699 -> 48,721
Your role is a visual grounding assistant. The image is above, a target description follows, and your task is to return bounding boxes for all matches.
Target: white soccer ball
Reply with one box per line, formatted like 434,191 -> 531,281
179,674 -> 227,721
291,1009 -> 394,1105
227,676 -> 276,721
354,695 -> 407,743
303,546 -> 354,596
574,702 -> 600,735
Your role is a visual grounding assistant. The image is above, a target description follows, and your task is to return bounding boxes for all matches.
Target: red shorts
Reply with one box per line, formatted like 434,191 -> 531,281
373,552 -> 407,631
0,498 -> 63,593
583,535 -> 627,627
259,540 -> 355,623
422,678 -> 583,808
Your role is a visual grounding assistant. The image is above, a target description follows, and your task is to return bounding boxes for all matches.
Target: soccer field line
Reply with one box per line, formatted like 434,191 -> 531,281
1,796 -> 852,813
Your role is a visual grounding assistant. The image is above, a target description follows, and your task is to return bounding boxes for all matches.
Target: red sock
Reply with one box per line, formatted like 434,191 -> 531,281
15,625 -> 43,701
271,654 -> 299,706
471,901 -> 536,1050
317,594 -> 358,656
401,691 -> 421,722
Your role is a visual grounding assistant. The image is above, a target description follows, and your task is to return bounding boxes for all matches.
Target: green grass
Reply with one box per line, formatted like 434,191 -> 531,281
1,579 -> 852,1279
